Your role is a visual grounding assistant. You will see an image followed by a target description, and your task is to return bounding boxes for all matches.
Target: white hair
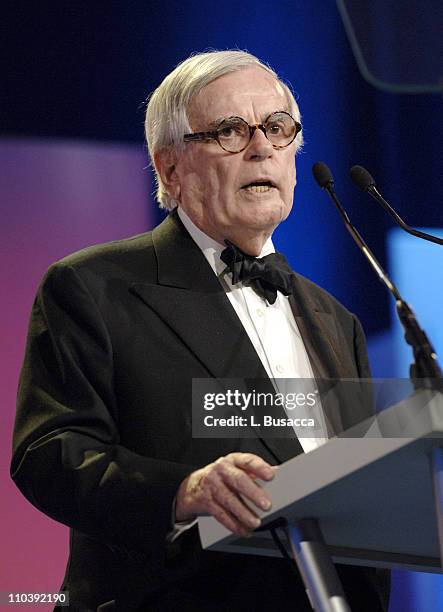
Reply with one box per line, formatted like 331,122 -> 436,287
145,50 -> 303,210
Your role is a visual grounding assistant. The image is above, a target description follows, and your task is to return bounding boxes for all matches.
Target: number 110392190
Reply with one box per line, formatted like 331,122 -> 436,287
3,592 -> 68,605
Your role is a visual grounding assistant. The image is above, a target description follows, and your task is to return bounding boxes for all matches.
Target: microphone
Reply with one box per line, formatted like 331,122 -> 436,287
312,161 -> 442,384
349,165 -> 443,246
312,161 -> 334,189
312,162 -> 398,295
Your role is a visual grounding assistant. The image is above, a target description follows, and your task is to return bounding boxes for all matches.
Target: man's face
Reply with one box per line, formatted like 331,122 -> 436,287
171,66 -> 298,252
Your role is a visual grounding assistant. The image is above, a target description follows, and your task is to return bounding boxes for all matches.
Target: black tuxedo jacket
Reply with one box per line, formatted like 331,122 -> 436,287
12,211 -> 388,611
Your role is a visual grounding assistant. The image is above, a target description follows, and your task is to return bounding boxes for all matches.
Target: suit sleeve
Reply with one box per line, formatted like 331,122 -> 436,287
11,262 -> 194,559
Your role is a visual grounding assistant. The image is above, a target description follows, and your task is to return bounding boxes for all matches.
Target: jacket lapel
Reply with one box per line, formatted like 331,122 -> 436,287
288,274 -> 354,436
133,212 -> 269,381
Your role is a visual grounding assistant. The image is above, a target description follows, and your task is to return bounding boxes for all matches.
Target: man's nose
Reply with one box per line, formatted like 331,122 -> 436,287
244,126 -> 274,160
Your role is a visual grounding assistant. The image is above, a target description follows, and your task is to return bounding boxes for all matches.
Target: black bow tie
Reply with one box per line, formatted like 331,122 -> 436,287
220,240 -> 294,305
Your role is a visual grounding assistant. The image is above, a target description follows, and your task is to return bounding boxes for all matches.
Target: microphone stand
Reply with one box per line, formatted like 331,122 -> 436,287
278,162 -> 443,612
315,168 -> 442,391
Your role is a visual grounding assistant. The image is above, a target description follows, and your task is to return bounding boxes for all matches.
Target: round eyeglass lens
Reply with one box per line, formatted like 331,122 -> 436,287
217,118 -> 250,153
265,112 -> 297,147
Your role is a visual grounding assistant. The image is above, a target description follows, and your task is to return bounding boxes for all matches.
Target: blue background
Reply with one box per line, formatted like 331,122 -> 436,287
3,1 -> 442,337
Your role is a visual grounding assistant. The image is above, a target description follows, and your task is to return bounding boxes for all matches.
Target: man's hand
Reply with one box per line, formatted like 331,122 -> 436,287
175,453 -> 276,537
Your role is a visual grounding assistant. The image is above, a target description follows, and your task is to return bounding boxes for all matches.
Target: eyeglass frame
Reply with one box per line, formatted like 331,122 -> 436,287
183,111 -> 302,153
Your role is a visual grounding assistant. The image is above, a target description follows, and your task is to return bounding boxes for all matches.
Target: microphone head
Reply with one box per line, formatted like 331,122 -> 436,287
312,162 -> 334,189
349,165 -> 375,192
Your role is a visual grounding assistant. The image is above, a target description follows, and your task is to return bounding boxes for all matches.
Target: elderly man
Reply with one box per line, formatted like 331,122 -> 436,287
12,51 -> 389,611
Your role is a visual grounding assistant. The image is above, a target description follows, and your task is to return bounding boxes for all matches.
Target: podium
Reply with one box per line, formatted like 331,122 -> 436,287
198,389 -> 443,610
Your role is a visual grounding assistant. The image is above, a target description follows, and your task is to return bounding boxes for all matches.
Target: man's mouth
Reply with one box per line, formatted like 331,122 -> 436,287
241,181 -> 276,193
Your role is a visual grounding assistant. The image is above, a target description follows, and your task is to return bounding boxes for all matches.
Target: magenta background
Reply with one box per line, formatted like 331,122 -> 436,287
0,139 -> 153,608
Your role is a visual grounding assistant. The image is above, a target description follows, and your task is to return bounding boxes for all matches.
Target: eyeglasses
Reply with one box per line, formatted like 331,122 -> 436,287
183,111 -> 301,154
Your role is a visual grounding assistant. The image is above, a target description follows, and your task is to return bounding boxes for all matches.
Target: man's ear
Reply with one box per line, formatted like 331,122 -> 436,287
153,148 -> 181,202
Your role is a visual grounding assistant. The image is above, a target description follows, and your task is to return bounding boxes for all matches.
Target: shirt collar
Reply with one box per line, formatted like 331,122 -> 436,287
177,207 -> 275,278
